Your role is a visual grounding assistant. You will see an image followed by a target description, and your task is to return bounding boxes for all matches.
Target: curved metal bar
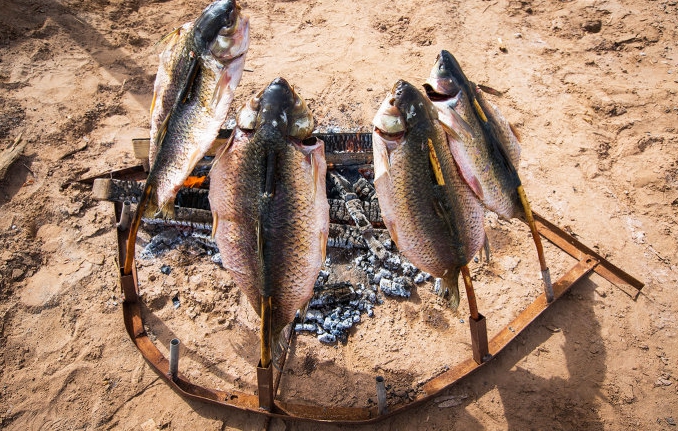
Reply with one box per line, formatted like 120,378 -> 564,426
103,132 -> 644,424
112,197 -> 639,423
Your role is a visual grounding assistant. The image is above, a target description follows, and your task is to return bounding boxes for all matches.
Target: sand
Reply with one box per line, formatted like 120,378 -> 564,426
1,0 -> 677,429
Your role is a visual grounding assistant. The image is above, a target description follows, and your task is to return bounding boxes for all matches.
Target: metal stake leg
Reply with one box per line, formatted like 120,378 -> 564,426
461,266 -> 490,364
517,185 -> 554,302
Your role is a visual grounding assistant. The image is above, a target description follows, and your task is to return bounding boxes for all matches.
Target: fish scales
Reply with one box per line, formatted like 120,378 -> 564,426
425,50 -> 522,220
372,80 -> 485,302
146,0 -> 249,218
209,78 -> 328,337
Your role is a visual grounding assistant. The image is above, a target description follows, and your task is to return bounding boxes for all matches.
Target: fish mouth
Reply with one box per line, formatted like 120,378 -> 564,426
210,13 -> 250,60
373,87 -> 405,140
423,82 -> 449,102
423,77 -> 460,102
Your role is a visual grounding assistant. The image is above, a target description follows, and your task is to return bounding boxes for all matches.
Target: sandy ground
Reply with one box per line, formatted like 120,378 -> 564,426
1,0 -> 678,429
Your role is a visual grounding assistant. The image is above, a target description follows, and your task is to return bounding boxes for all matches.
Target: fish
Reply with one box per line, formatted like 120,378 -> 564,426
372,80 -> 486,308
423,50 -> 522,220
146,0 -> 249,218
208,77 -> 329,346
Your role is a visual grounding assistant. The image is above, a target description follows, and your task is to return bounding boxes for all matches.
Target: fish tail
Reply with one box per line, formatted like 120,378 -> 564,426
157,198 -> 176,220
141,185 -> 176,220
441,268 -> 461,310
481,234 -> 491,263
141,183 -> 158,219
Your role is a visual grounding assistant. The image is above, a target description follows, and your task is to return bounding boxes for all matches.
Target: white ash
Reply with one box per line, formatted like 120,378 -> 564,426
296,280 -> 379,344
140,229 -> 184,259
297,239 -> 434,344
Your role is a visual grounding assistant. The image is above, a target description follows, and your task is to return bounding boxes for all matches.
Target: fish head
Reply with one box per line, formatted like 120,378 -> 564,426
238,77 -> 314,139
193,0 -> 250,61
423,50 -> 467,107
373,79 -> 438,148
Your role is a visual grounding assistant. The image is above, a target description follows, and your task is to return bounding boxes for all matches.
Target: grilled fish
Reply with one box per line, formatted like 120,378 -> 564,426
372,80 -> 486,308
424,50 -> 522,220
146,0 -> 249,218
209,77 -> 329,341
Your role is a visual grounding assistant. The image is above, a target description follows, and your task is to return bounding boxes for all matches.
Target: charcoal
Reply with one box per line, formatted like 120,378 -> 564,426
318,333 -> 337,344
380,277 -> 411,298
383,253 -> 401,271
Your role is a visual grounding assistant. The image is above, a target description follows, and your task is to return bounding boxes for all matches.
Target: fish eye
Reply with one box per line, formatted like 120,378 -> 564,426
389,98 -> 396,106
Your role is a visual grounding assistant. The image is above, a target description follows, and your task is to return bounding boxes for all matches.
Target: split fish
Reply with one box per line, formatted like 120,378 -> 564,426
209,77 -> 329,343
146,0 -> 249,218
424,50 -> 522,220
372,80 -> 486,308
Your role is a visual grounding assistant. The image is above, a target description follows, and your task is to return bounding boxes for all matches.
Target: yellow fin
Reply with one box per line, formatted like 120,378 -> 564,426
153,110 -> 172,159
509,122 -> 522,142
473,99 -> 488,123
150,90 -> 158,116
156,27 -> 182,49
211,211 -> 219,240
426,138 -> 445,186
319,230 -> 327,264
209,131 -> 236,177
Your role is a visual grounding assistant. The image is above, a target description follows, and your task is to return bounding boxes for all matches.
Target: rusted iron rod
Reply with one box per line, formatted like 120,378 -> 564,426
517,185 -> 554,302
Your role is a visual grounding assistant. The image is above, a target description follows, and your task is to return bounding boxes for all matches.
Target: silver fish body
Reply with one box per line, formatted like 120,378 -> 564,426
372,80 -> 486,307
146,0 -> 249,218
424,50 -> 522,220
209,77 -> 329,338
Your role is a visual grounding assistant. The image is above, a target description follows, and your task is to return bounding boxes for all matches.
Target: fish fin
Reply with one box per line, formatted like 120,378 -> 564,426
211,211 -> 218,240
442,268 -> 461,310
372,133 -> 392,181
435,103 -> 474,141
426,138 -> 445,186
141,184 -> 158,219
477,84 -> 503,97
209,130 -> 236,177
152,110 -> 172,164
150,90 -> 158,116
480,111 -> 521,185
186,147 -> 205,177
157,197 -> 176,220
178,54 -> 200,104
440,122 -> 485,200
373,173 -> 399,248
475,92 -> 522,179
509,122 -> 522,143
157,26 -> 182,48
319,230 -> 328,264
481,234 -> 491,263
210,65 -> 235,109
473,99 -> 488,123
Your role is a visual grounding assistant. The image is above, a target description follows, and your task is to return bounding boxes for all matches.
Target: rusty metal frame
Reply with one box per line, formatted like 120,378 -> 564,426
96,131 -> 644,423
112,197 -> 642,424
